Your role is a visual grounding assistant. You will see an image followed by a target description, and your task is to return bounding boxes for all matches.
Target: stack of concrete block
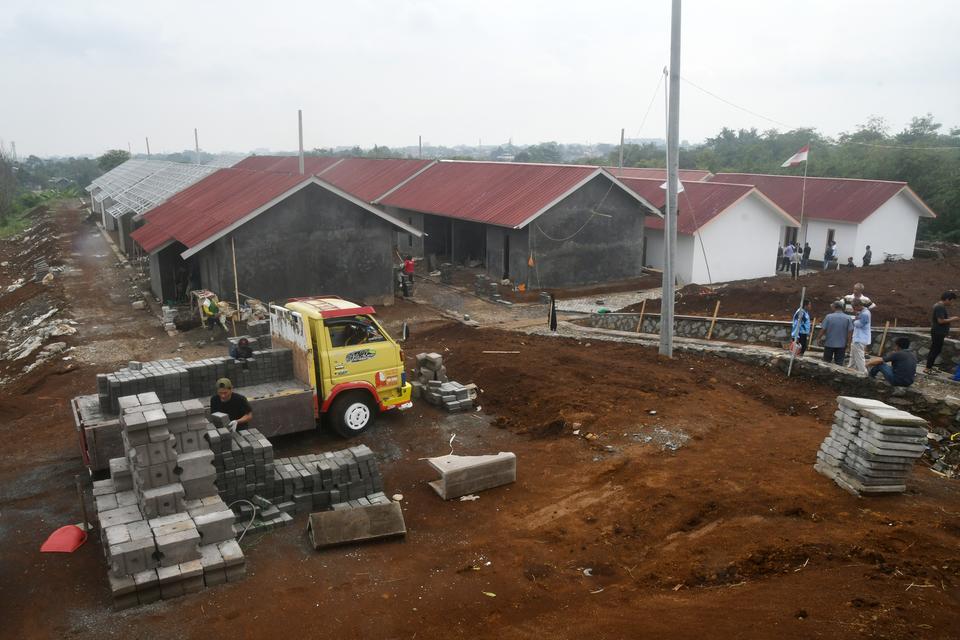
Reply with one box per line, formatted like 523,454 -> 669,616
246,319 -> 271,341
425,452 -> 517,500
96,350 -> 294,413
94,395 -> 246,609
206,423 -> 277,505
232,494 -> 294,534
413,352 -> 477,412
815,396 -> 929,496
161,305 -> 178,332
277,445 -> 384,513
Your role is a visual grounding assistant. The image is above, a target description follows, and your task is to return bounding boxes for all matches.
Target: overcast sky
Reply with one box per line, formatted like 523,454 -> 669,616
1,0 -> 957,157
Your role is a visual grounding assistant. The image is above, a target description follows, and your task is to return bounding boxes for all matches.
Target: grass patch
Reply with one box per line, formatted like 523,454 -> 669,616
0,212 -> 32,239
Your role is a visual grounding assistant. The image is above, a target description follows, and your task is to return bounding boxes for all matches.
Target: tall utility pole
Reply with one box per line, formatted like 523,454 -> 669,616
194,128 -> 200,163
618,128 -> 625,169
418,135 -> 422,159
298,110 -> 305,175
145,137 -> 151,157
660,0 -> 682,358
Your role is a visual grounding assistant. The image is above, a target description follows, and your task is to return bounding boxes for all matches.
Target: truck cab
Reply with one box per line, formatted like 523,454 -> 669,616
270,297 -> 412,437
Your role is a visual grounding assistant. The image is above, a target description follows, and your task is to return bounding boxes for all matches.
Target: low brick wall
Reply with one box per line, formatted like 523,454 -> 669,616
585,312 -> 960,370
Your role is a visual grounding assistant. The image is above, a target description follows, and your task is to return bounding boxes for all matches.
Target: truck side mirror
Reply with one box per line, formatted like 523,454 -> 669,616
400,322 -> 410,342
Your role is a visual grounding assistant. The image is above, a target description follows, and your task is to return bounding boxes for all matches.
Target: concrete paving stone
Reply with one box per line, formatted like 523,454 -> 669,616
156,529 -> 201,567
118,395 -> 142,411
121,411 -> 148,432
857,433 -> 926,455
142,409 -> 167,428
307,502 -> 407,549
835,396 -> 894,412
859,419 -> 929,437
132,568 -> 159,590
859,428 -> 928,445
225,563 -> 246,583
182,398 -> 206,415
108,572 -> 137,597
96,493 -> 119,513
156,563 -> 182,585
92,478 -> 116,496
194,510 -> 236,545
858,407 -> 928,427
217,540 -> 244,567
99,504 -> 145,528
426,452 -> 517,500
138,392 -> 161,406
852,438 -> 923,461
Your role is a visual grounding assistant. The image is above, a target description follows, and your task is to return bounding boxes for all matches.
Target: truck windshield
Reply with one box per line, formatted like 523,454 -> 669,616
326,316 -> 386,348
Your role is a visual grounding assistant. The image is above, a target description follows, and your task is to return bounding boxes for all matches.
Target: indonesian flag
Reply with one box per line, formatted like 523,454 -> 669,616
781,145 -> 809,167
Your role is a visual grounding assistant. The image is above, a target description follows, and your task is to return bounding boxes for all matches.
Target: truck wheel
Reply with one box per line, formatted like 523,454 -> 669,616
330,392 -> 377,437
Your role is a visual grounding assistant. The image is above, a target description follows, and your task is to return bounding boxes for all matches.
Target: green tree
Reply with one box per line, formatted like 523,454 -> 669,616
98,149 -> 131,172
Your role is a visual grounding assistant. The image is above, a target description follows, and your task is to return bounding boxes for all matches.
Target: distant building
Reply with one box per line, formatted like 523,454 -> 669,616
709,173 -> 937,264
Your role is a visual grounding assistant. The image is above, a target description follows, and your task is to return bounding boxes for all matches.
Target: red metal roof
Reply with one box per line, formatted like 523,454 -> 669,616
232,155 -> 341,174
131,169 -> 309,253
378,161 -> 603,228
317,158 -> 433,202
618,178 -> 765,235
708,173 -> 921,223
606,167 -> 713,181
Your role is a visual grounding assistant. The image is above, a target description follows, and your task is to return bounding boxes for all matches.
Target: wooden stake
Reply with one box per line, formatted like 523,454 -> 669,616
706,300 -> 721,340
231,237 -> 240,337
636,299 -> 647,333
878,320 -> 891,354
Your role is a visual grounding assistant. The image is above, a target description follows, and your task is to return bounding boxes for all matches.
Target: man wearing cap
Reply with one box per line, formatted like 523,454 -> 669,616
210,378 -> 252,432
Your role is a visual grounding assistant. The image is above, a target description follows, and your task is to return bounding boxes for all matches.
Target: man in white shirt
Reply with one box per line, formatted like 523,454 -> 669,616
850,300 -> 872,373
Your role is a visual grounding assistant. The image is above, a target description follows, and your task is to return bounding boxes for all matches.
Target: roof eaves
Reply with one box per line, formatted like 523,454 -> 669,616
898,186 -> 937,218
747,188 -> 800,226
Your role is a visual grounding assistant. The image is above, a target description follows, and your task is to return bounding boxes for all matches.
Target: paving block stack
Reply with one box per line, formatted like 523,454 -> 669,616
96,350 -> 294,414
205,425 -> 386,517
412,352 -> 477,412
161,306 -> 179,332
93,395 -> 246,609
815,396 -> 929,496
246,319 -> 271,341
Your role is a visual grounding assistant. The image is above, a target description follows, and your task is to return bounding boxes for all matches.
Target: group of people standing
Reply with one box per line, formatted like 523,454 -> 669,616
790,284 -> 959,387
777,242 -> 811,278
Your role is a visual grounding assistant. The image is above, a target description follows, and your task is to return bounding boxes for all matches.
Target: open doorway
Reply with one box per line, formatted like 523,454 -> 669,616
503,234 -> 510,278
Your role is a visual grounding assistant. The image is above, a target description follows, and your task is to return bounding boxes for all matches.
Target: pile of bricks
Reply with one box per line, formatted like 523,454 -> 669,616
93,394 -> 245,609
815,396 -> 929,496
206,424 -> 386,517
161,306 -> 178,332
96,350 -> 294,413
411,352 -> 477,412
246,319 -> 271,340
474,274 -> 502,301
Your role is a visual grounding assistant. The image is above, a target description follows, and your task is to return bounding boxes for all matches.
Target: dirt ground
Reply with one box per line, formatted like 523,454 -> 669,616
625,257 -> 960,327
2,203 -> 959,639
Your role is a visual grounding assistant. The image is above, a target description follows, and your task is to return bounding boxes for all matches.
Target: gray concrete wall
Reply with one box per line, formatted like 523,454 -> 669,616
485,226 -> 530,284
388,207 -> 424,259
149,243 -> 186,302
528,175 -> 646,288
586,312 -> 960,370
117,211 -> 135,255
196,184 -> 396,306
451,219 -> 486,265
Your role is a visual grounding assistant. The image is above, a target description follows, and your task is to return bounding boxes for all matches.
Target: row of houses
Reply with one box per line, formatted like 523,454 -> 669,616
88,156 -> 937,308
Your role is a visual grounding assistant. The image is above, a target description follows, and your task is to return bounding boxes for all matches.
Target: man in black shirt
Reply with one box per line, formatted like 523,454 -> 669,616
862,245 -> 872,267
927,291 -> 958,372
867,337 -> 917,387
210,378 -> 253,431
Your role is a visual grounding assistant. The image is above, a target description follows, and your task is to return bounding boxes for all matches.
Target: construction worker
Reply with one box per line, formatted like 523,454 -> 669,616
210,378 -> 252,432
868,337 -> 917,387
850,300 -> 872,374
927,291 -> 959,372
817,301 -> 853,365
843,283 -> 876,315
791,299 -> 812,355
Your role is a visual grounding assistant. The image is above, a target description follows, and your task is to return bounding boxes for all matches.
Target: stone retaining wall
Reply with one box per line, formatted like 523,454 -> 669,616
585,312 -> 960,370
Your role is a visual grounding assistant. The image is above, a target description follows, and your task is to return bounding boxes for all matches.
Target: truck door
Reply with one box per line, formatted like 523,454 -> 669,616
323,315 -> 402,396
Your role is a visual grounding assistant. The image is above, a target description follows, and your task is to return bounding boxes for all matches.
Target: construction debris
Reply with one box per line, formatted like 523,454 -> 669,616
307,500 -> 406,549
815,396 -> 929,496
412,352 -> 478,411
425,452 -> 516,500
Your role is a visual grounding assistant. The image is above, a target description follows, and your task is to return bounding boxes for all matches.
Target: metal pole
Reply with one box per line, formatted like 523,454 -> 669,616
798,145 -> 809,247
660,0 -> 681,358
231,236 -> 240,337
194,128 -> 200,163
618,128 -> 625,169
419,135 -> 422,159
75,475 -> 90,534
145,137 -> 151,157
298,110 -> 305,175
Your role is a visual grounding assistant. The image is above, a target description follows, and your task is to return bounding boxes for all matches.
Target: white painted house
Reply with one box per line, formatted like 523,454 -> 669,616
711,174 -> 937,265
620,178 -> 798,285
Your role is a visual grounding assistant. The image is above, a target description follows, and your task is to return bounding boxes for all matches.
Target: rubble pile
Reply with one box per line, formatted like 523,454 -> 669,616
411,352 -> 477,412
815,396 -> 929,495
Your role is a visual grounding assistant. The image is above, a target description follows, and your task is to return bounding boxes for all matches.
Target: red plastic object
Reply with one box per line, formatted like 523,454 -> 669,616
40,525 -> 88,553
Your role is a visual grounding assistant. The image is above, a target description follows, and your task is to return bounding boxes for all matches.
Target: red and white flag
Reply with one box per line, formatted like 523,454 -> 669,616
781,145 -> 809,167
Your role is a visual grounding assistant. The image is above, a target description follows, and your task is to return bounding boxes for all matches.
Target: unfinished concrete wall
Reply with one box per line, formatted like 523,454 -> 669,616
530,175 -> 646,288
149,242 -> 188,302
196,184 -> 396,306
387,207 -> 424,259
485,226 -> 530,284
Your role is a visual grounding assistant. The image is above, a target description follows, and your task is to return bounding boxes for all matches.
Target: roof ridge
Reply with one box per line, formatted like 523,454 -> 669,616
438,159 -> 598,169
714,172 -> 907,186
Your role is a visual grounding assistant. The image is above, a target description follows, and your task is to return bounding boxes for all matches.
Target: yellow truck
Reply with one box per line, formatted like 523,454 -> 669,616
270,296 -> 412,437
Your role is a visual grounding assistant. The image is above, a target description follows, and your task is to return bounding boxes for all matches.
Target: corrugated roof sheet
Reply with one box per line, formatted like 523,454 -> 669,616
378,161 -> 603,228
618,178 -> 763,235
606,167 -> 713,181
708,173 -> 921,223
314,158 -> 433,202
232,155 -> 342,174
131,169 -> 308,253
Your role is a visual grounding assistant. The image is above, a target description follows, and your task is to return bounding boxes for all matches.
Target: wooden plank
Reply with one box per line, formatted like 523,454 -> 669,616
635,298 -> 647,333
706,300 -> 721,340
